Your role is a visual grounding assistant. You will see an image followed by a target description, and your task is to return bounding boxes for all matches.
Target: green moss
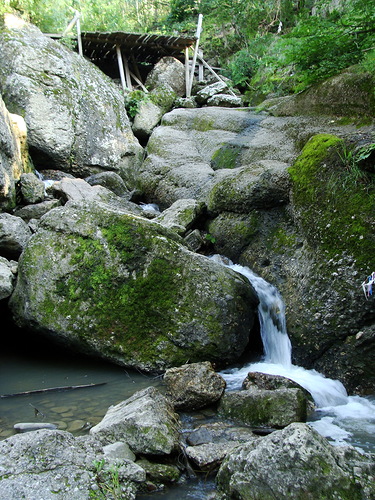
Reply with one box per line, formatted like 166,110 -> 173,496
211,144 -> 242,170
192,115 -> 215,132
289,134 -> 375,268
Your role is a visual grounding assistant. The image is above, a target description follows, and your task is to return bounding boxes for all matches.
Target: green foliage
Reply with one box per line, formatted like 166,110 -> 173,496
90,459 -> 122,500
124,89 -> 148,119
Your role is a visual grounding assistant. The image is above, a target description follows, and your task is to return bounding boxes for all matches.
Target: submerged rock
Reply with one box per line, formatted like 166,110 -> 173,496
216,422 -> 375,499
9,199 -> 257,370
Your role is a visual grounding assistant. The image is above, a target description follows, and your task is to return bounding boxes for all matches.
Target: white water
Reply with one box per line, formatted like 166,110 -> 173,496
213,256 -> 375,451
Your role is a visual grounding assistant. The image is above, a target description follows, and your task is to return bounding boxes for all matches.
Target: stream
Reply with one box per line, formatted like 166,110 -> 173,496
1,257 -> 374,499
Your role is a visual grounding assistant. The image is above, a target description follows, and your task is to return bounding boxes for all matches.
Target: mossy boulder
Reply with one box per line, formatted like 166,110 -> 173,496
0,14 -> 142,178
264,69 -> 375,119
218,387 -> 307,428
216,423 -> 375,500
9,200 -> 257,371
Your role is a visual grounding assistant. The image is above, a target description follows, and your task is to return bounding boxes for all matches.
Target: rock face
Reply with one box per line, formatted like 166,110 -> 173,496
9,200 -> 258,371
164,361 -> 226,410
0,14 -> 142,179
216,423 -> 375,499
0,95 -> 30,210
90,387 -> 181,455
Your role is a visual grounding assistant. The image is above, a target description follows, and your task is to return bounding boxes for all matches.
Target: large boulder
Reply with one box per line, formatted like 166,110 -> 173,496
9,199 -> 258,371
264,69 -> 375,118
216,423 -> 375,499
136,107 -> 298,208
0,95 -> 30,210
164,361 -> 226,410
0,429 -> 145,500
0,255 -> 17,300
90,387 -> 181,455
0,14 -> 143,180
132,56 -> 185,139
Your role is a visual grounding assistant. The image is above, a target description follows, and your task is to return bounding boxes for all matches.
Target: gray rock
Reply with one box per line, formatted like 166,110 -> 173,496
207,94 -> 242,107
132,99 -> 165,139
164,361 -> 226,410
9,200 -> 257,371
51,177 -> 142,215
0,96 -> 30,211
218,387 -> 307,428
216,423 -> 375,499
0,255 -> 17,299
156,198 -> 205,235
132,56 -> 186,140
85,171 -> 131,197
174,96 -> 197,108
19,172 -> 45,204
196,81 -> 227,104
0,212 -> 32,258
0,15 -> 143,179
0,429 -> 102,500
90,387 -> 181,455
103,441 -> 136,462
207,160 -> 291,214
185,421 -> 257,471
13,199 -> 61,222
145,56 -> 185,97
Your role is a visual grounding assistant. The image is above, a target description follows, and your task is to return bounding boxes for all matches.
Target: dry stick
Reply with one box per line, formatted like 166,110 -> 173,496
1,382 -> 107,398
195,52 -> 236,97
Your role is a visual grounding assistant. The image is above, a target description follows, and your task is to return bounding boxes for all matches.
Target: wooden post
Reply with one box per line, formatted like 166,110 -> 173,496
116,44 -> 127,93
123,54 -> 133,91
198,49 -> 204,82
185,46 -> 190,97
188,13 -> 203,97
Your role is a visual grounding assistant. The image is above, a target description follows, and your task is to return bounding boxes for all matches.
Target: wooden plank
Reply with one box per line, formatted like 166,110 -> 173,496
116,44 -> 128,93
188,14 -> 203,96
123,54 -> 133,91
185,46 -> 190,97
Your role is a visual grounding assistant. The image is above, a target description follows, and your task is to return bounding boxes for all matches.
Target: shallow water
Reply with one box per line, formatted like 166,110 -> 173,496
0,341 -> 162,439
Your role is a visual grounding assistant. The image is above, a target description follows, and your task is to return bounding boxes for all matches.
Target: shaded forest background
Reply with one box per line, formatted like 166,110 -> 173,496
1,0 -> 374,102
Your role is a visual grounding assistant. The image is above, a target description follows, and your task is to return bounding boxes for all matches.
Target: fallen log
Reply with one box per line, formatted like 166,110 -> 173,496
0,381 -> 107,398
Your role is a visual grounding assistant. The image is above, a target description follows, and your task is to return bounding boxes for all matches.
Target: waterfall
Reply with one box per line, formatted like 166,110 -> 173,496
212,255 -> 375,450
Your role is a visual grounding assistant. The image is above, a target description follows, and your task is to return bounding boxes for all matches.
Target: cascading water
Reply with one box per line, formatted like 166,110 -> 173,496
212,255 -> 375,452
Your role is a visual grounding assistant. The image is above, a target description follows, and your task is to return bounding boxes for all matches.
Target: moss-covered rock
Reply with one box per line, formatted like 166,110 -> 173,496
0,14 -> 142,178
264,69 -> 375,119
218,387 -> 307,428
289,133 -> 374,268
216,423 -> 375,500
9,200 -> 257,371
